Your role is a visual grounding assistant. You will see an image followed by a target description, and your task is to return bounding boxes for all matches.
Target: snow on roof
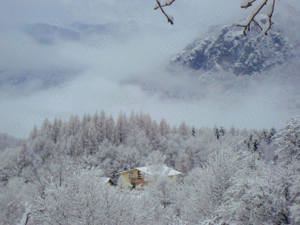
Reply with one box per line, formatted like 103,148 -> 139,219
136,165 -> 182,177
100,177 -> 111,183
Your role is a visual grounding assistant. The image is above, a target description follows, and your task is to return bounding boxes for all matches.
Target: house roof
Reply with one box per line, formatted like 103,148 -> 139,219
100,177 -> 111,183
119,165 -> 182,177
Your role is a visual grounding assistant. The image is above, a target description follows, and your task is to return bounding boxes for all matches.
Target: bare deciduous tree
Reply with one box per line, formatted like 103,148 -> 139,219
154,0 -> 277,34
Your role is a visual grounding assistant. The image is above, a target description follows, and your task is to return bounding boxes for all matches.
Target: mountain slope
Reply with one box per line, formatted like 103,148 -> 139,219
25,22 -> 138,45
25,23 -> 81,44
173,25 -> 293,75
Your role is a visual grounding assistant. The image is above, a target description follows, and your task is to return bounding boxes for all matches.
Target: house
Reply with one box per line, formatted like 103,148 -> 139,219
118,165 -> 182,189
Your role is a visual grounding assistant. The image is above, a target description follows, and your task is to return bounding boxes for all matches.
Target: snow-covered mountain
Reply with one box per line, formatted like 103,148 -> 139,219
25,23 -> 81,44
173,24 -> 294,75
25,22 -> 138,44
0,68 -> 82,91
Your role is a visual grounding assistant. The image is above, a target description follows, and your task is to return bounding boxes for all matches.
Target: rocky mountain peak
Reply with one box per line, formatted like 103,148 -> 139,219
173,24 -> 293,75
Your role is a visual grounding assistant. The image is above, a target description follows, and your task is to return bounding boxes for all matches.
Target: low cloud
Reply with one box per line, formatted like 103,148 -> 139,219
0,0 -> 299,137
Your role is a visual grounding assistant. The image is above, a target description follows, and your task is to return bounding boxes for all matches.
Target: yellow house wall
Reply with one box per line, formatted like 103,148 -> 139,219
119,169 -> 140,188
119,169 -> 181,189
168,175 -> 178,181
119,172 -> 131,188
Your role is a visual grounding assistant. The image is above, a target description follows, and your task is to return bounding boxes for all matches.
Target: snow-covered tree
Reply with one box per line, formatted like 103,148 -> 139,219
180,147 -> 242,223
1,112 -> 299,224
274,117 -> 300,164
219,163 -> 288,225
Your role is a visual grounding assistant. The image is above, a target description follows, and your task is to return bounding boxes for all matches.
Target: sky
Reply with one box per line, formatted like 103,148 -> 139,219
0,0 -> 300,138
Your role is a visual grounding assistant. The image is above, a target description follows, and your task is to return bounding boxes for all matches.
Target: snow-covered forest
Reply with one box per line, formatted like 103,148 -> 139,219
0,112 -> 299,225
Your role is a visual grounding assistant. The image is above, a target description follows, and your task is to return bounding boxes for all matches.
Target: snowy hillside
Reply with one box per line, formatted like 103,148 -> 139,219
0,113 -> 300,225
173,24 -> 294,75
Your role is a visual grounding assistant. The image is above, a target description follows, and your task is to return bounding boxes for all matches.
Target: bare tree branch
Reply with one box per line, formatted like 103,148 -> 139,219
154,0 -> 176,10
241,0 -> 257,9
264,0 -> 276,34
154,0 -> 176,25
154,0 -> 277,34
253,19 -> 263,31
238,0 -> 276,35
238,0 -> 268,34
24,213 -> 31,225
